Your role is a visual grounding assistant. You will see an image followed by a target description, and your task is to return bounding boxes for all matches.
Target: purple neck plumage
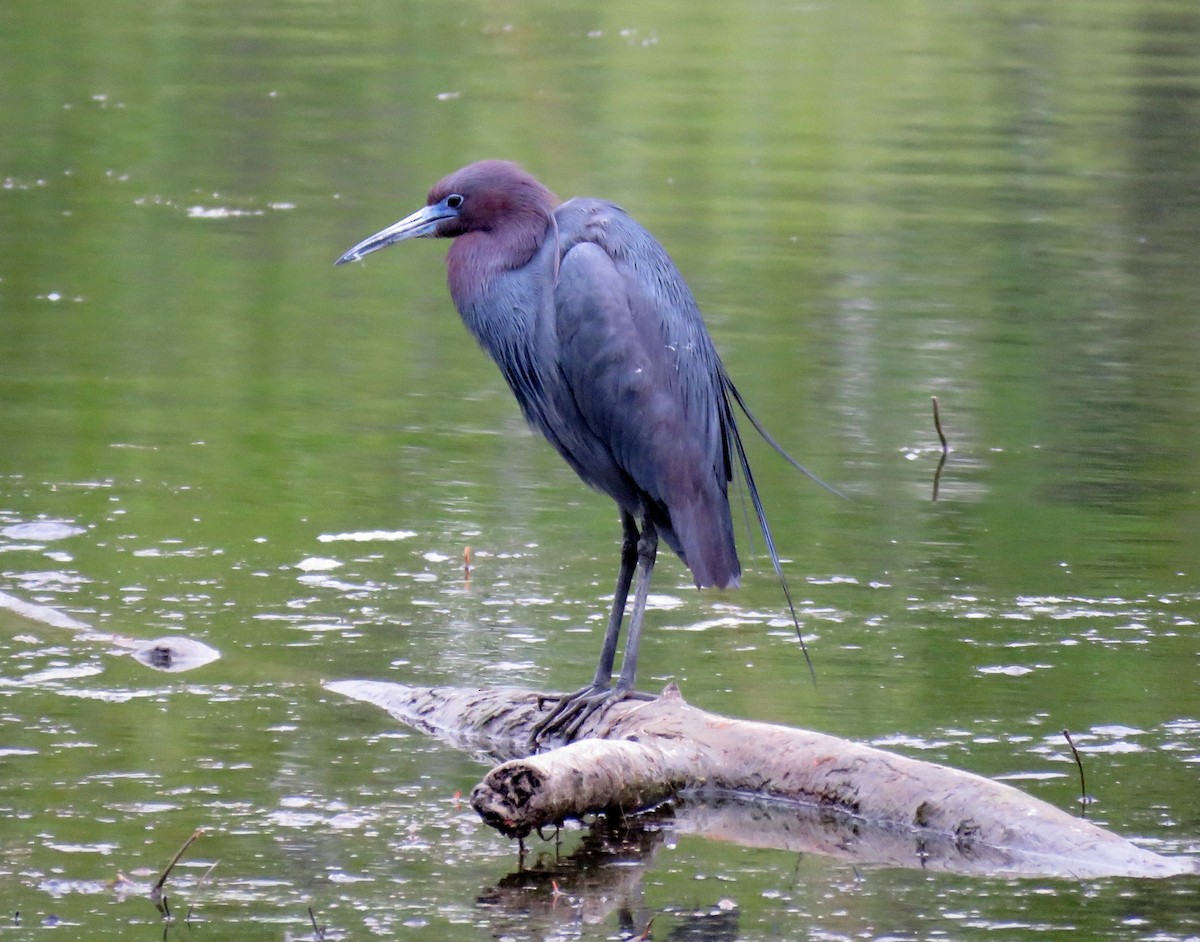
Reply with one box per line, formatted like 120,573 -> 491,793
440,164 -> 561,311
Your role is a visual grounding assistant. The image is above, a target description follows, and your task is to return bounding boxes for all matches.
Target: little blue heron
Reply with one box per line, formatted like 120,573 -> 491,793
337,160 -> 822,739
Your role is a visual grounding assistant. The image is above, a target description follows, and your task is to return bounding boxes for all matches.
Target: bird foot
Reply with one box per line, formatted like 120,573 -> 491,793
530,684 -> 653,749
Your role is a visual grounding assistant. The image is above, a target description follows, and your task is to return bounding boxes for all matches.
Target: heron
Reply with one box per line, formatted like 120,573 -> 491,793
336,160 -> 824,741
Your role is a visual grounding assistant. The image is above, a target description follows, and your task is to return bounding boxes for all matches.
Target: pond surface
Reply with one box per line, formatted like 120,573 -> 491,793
2,0 -> 1199,939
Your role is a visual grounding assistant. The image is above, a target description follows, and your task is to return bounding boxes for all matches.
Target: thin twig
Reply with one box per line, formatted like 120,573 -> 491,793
307,905 -> 326,940
931,396 -> 949,454
630,914 -> 658,940
931,397 -> 949,502
1062,729 -> 1088,816
932,450 -> 947,502
185,859 -> 219,924
153,828 -> 205,894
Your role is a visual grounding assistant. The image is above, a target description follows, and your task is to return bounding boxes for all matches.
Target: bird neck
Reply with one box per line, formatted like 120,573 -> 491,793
446,229 -> 561,381
446,211 -> 555,312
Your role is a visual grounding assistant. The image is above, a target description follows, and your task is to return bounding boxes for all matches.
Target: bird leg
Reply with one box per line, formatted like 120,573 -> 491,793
530,512 -> 652,748
613,521 -> 657,693
590,510 -> 640,689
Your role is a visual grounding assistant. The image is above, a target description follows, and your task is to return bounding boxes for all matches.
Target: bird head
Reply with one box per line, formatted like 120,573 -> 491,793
335,160 -> 560,265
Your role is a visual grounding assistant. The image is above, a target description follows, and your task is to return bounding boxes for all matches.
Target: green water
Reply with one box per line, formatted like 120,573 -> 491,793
2,0 -> 1198,938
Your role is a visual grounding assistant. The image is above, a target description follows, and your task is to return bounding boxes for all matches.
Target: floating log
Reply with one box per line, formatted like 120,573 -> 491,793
0,590 -> 220,673
325,680 -> 1198,879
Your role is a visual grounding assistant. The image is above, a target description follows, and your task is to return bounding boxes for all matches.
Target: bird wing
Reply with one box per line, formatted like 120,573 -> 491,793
551,199 -> 738,587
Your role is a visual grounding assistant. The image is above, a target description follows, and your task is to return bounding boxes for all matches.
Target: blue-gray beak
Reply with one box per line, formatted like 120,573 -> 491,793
335,200 -> 458,265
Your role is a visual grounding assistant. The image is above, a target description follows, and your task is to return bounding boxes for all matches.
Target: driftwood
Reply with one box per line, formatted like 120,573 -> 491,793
0,590 -> 220,673
325,680 -> 1198,879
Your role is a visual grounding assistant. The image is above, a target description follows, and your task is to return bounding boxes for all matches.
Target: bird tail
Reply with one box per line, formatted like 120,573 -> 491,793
721,374 -> 826,681
668,493 -> 741,591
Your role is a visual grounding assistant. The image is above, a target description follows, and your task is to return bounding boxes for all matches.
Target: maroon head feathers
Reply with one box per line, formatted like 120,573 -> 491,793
435,161 -> 562,306
428,160 -> 560,239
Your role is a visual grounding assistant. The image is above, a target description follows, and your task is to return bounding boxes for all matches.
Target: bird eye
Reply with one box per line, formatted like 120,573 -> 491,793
445,194 -> 464,209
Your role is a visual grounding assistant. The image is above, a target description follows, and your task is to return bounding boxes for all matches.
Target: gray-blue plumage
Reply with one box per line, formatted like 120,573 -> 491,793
336,160 -> 815,740
469,194 -> 738,588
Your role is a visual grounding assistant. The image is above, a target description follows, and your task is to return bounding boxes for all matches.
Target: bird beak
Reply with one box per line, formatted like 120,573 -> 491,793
335,203 -> 455,265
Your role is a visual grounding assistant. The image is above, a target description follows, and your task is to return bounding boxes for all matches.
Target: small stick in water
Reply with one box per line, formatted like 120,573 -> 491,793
185,860 -> 219,925
153,828 -> 205,896
930,396 -> 950,502
308,905 -> 326,940
1062,729 -> 1088,816
931,396 -> 949,454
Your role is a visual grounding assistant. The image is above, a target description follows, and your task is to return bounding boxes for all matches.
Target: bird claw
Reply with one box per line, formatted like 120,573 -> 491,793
529,684 -> 655,750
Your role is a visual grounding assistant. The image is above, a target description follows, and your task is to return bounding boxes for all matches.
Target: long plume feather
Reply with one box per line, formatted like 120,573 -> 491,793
721,375 -> 817,681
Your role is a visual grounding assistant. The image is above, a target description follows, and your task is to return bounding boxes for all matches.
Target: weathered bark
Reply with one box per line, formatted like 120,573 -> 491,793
325,680 -> 1198,879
